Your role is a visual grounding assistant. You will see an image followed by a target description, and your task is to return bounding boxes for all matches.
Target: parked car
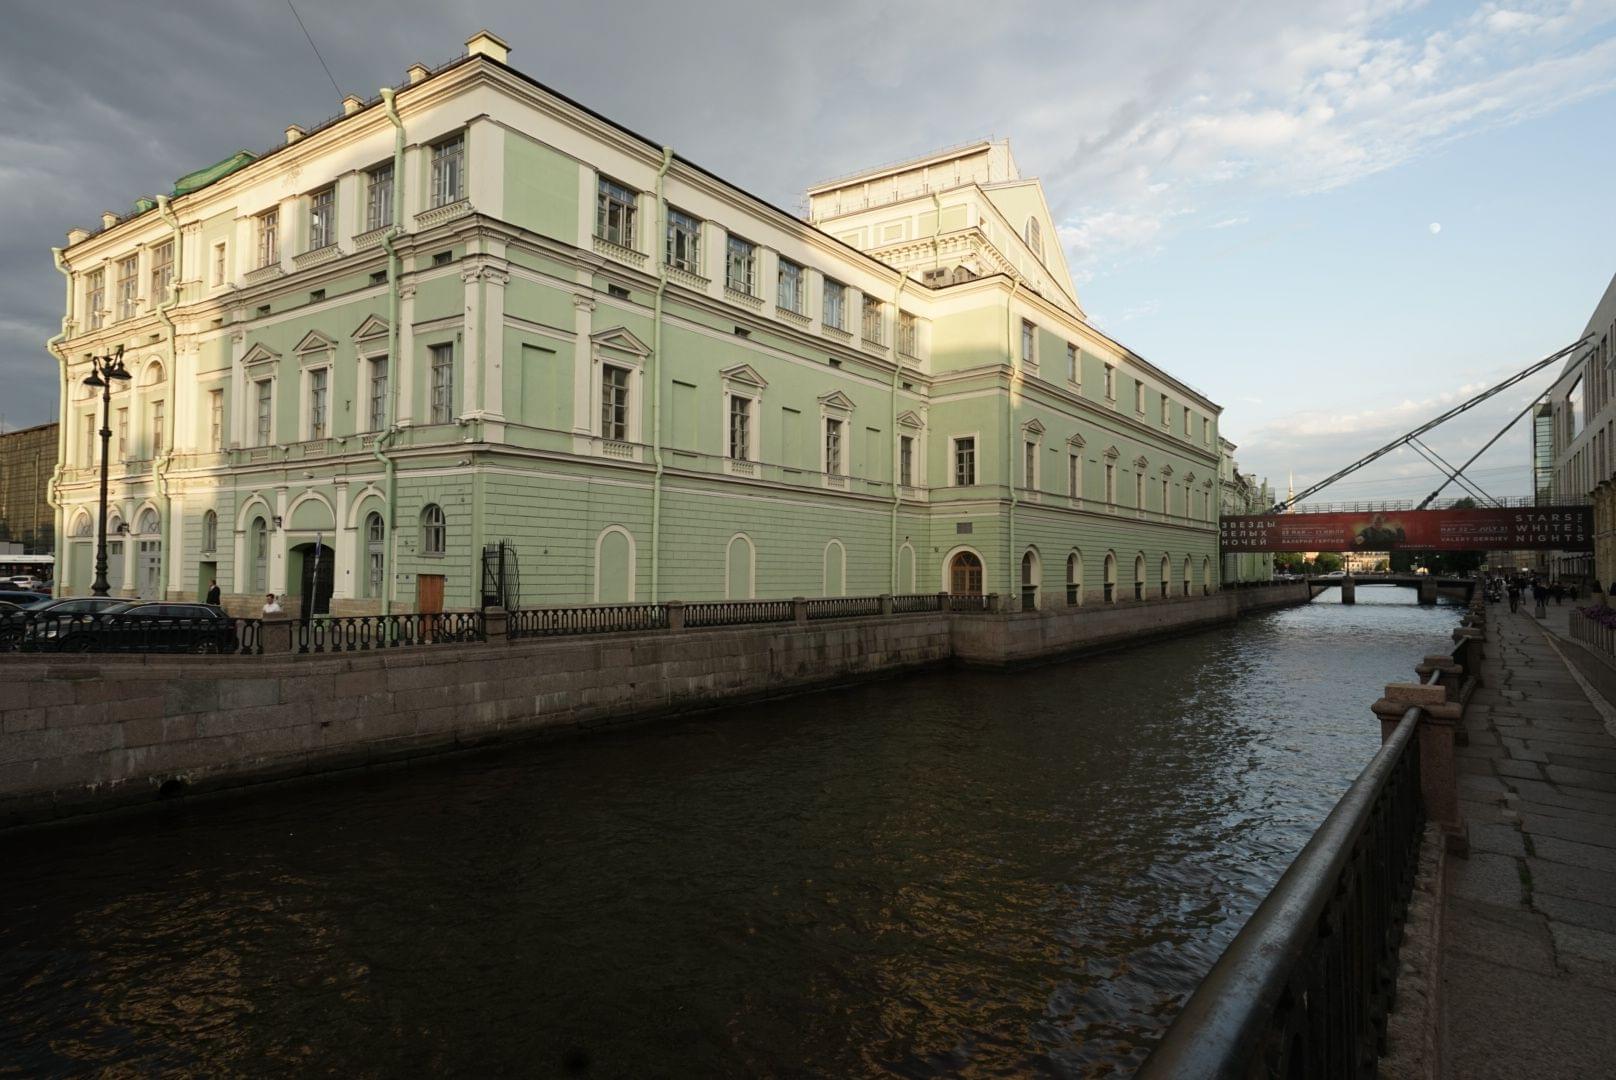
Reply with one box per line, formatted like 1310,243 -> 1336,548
27,602 -> 240,654
0,589 -> 51,608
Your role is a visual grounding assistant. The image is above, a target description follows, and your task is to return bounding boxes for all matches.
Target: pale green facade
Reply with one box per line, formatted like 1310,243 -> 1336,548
50,34 -> 1224,616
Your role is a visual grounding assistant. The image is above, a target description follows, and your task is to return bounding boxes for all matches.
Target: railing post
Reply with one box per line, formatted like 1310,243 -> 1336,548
793,597 -> 808,625
260,616 -> 296,655
665,600 -> 686,631
937,591 -> 949,613
483,607 -> 508,643
987,592 -> 1001,613
878,593 -> 893,616
1375,681 -> 1466,853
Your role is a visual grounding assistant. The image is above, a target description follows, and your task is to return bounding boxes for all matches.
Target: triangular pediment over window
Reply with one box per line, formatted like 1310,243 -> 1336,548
1133,455 -> 1149,470
1103,445 -> 1120,460
897,409 -> 924,430
592,326 -> 651,357
1022,417 -> 1046,436
294,329 -> 337,355
241,343 -> 280,367
351,315 -> 389,342
818,390 -> 855,412
1067,432 -> 1086,448
1160,464 -> 1175,477
719,363 -> 768,389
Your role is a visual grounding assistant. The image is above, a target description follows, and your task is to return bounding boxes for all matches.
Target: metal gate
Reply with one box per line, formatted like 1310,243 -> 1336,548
481,542 -> 520,610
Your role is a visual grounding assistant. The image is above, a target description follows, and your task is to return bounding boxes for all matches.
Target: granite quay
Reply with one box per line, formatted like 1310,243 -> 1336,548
0,581 -> 1309,826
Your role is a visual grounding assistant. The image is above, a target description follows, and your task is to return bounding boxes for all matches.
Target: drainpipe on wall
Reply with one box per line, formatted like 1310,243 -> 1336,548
649,146 -> 673,603
373,86 -> 406,616
46,248 -> 72,567
888,269 -> 909,592
154,196 -> 183,599
1005,276 -> 1021,600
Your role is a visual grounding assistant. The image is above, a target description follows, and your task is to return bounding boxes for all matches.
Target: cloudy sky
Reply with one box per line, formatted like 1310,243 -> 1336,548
3,0 -> 1614,502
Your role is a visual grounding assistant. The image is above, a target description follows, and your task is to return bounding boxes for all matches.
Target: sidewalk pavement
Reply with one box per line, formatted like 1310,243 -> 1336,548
1444,605 -> 1616,1079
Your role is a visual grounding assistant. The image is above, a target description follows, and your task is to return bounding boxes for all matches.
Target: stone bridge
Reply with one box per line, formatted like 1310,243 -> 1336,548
1306,574 -> 1477,605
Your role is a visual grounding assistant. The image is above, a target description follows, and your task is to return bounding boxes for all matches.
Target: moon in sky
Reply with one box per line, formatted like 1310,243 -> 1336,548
1429,222 -> 1442,235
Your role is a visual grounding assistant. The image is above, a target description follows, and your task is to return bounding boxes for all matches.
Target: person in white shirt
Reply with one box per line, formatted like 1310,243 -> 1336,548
262,593 -> 284,616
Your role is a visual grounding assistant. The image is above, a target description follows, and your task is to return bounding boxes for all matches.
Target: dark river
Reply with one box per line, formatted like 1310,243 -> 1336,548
0,589 -> 1455,1078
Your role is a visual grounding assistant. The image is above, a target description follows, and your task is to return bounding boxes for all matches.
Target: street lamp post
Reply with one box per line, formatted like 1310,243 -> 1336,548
82,345 -> 131,597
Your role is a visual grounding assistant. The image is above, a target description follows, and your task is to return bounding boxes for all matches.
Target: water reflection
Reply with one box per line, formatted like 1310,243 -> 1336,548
0,590 -> 1453,1077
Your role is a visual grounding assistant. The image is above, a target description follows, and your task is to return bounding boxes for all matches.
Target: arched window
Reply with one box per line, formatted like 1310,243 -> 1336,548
142,360 -> 166,387
201,510 -> 218,553
1183,556 -> 1193,597
251,516 -> 268,593
71,513 -> 93,538
1160,555 -> 1171,598
1203,556 -> 1213,595
366,511 -> 385,597
1067,551 -> 1083,606
1020,548 -> 1039,611
137,508 -> 159,535
726,534 -> 755,600
421,504 -> 446,556
1104,552 -> 1117,603
1024,216 -> 1042,261
949,550 -> 983,596
823,539 -> 846,597
1134,554 -> 1146,601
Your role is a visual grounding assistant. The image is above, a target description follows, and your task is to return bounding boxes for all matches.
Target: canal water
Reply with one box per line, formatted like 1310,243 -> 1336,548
0,590 -> 1456,1078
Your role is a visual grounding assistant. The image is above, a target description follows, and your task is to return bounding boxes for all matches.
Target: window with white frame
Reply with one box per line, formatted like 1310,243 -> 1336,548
81,414 -> 94,464
1021,320 -> 1037,368
1105,460 -> 1116,503
116,407 -> 128,460
595,176 -> 637,247
254,378 -> 273,446
1134,381 -> 1145,413
1161,476 -> 1169,512
824,417 -> 844,474
202,510 -> 217,554
211,243 -> 227,287
728,394 -> 752,461
666,206 -> 701,271
1024,440 -> 1038,488
150,241 -> 174,302
1160,394 -> 1170,426
861,295 -> 883,343
1203,416 -> 1211,443
429,343 -> 453,424
309,187 -> 336,250
430,135 -> 465,207
150,398 -> 165,454
366,162 -> 394,231
87,269 -> 105,329
1025,216 -> 1042,260
257,209 -> 279,268
366,512 -> 385,596
116,255 -> 138,320
954,436 -> 977,486
898,311 -> 918,357
725,235 -> 755,294
368,356 -> 388,432
1104,364 -> 1115,399
1067,343 -> 1079,384
823,279 -> 846,329
600,364 -> 630,441
208,390 -> 222,451
1069,452 -> 1081,497
777,259 -> 804,313
308,367 -> 329,439
1134,472 -> 1145,510
900,434 -> 914,487
251,517 -> 268,592
421,504 -> 446,556
1183,405 -> 1191,436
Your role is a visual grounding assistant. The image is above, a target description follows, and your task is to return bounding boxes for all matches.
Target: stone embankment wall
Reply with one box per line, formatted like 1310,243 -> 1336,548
0,584 -> 1308,825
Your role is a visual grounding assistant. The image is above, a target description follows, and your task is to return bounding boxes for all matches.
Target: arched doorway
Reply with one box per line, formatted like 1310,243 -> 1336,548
1159,555 -> 1170,599
1020,548 -> 1040,611
1067,551 -> 1083,606
1183,556 -> 1193,597
948,550 -> 983,595
136,508 -> 162,600
292,540 -> 334,623
1133,554 -> 1146,601
1104,552 -> 1116,603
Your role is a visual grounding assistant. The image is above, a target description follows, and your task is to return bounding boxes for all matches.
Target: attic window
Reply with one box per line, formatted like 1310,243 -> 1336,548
432,251 -> 452,266
256,304 -> 270,317
1024,217 -> 1043,261
733,326 -> 750,339
370,271 -> 387,285
828,357 -> 842,368
608,284 -> 631,300
309,289 -> 326,303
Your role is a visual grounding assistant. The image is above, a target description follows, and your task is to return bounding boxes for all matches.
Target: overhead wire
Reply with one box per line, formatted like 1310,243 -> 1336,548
286,0 -> 343,99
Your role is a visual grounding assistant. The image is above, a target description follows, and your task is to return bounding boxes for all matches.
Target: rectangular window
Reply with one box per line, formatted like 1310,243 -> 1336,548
117,255 -> 138,320
824,417 -> 844,474
87,269 -> 105,329
1067,344 -> 1079,384
729,394 -> 751,460
1069,453 -> 1081,497
1161,477 -> 1169,511
257,209 -> 279,268
150,241 -> 174,301
1135,473 -> 1145,511
309,187 -> 336,250
116,408 -> 128,460
208,390 -> 223,451
954,437 -> 976,486
1134,382 -> 1145,413
1021,320 -> 1036,367
600,364 -> 629,441
1203,416 -> 1211,443
369,356 -> 388,432
1024,440 -> 1037,488
725,235 -> 755,294
861,295 -> 883,344
255,379 -> 273,446
900,435 -> 914,487
777,259 -> 804,314
366,162 -> 394,231
1104,364 -> 1115,399
430,135 -> 465,207
430,343 -> 454,424
666,206 -> 701,272
1105,462 -> 1116,503
150,399 -> 165,454
83,415 -> 94,463
823,279 -> 846,329
212,243 -> 227,287
595,176 -> 638,247
1183,405 -> 1192,435
309,368 -> 329,439
1161,394 -> 1170,426
898,312 -> 918,357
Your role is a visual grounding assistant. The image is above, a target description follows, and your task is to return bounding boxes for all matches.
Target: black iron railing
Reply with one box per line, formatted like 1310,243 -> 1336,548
892,593 -> 943,614
944,593 -> 990,612
235,618 -> 264,655
1136,705 -> 1426,1078
684,600 -> 795,627
0,611 -> 246,654
298,612 -> 485,654
803,596 -> 883,620
507,604 -> 668,639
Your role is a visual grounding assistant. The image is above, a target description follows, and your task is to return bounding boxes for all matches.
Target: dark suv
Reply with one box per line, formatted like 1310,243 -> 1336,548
26,602 -> 240,654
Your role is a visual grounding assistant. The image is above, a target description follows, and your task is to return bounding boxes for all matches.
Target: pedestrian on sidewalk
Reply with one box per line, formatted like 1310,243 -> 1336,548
262,593 -> 283,617
1532,580 -> 1548,618
1507,580 -> 1521,613
206,579 -> 221,606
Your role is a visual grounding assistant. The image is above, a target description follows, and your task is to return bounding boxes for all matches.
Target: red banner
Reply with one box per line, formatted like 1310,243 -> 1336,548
1220,506 -> 1592,552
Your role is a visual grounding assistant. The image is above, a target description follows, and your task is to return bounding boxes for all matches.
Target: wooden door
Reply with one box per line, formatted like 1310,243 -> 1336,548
416,573 -> 444,640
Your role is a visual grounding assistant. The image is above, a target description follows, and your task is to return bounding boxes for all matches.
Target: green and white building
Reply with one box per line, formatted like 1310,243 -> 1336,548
48,31 -> 1224,616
